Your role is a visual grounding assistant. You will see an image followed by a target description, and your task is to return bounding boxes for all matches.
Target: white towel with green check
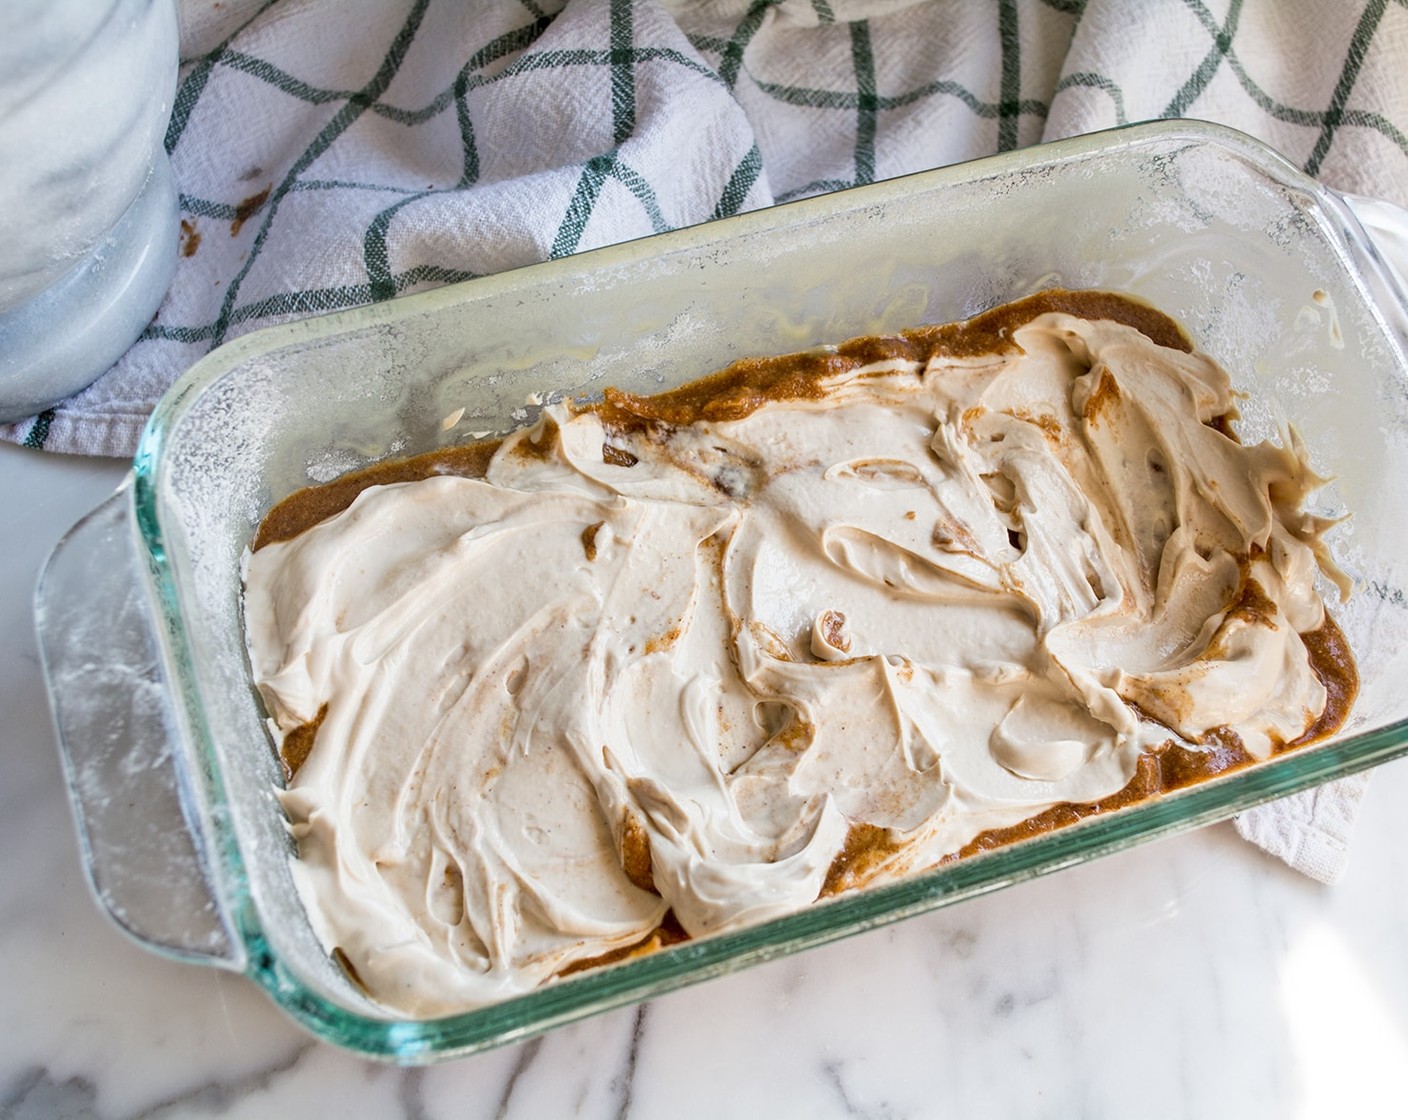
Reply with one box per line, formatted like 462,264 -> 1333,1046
14,0 -> 1407,881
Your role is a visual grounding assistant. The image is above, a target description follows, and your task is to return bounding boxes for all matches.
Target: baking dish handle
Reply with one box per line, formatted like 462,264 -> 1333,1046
1341,192 -> 1408,313
35,483 -> 244,969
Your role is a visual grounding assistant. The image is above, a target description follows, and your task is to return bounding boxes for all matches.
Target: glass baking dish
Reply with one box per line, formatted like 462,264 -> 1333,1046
36,120 -> 1408,1063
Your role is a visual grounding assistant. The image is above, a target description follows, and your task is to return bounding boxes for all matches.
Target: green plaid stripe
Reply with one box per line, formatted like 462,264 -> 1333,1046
9,0 -> 1408,454
1052,71 -> 1128,125
164,0 -> 283,152
1164,0 -> 1243,117
1307,0 -> 1395,176
850,20 -> 878,182
712,143 -> 765,220
154,0 -> 743,341
205,0 -> 434,349
715,1 -> 774,91
997,0 -> 1023,151
154,0 -> 1408,356
21,410 -> 53,449
610,0 -> 635,145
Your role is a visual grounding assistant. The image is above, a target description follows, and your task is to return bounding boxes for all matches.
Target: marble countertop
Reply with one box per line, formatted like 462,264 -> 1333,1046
4,441 -> 1407,1120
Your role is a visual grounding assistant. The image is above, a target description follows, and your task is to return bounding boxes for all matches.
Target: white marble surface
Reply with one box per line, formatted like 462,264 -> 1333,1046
3,440 -> 1408,1120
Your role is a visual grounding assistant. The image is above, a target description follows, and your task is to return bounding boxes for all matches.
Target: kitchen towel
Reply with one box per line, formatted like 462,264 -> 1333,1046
10,0 -> 1406,880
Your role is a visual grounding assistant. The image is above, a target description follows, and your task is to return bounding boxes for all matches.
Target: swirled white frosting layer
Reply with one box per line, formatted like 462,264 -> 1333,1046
244,310 -> 1344,1016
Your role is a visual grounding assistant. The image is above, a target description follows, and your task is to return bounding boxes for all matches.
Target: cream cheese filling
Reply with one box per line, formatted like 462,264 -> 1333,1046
243,311 -> 1346,1016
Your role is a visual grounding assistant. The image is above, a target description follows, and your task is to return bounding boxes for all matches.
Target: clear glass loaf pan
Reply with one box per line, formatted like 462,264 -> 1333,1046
36,120 -> 1408,1063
